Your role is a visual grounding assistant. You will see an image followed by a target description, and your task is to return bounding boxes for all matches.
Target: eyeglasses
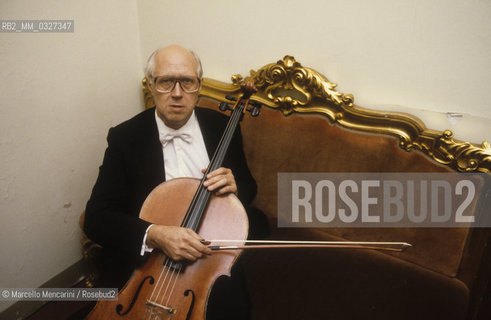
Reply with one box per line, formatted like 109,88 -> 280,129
152,76 -> 201,93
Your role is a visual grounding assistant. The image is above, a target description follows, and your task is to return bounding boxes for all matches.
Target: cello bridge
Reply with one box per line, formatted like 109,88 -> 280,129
146,299 -> 177,314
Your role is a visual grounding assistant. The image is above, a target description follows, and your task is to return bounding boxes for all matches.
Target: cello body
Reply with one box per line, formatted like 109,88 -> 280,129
86,178 -> 248,319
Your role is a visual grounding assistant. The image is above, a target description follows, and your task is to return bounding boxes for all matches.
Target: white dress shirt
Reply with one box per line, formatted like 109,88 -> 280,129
156,110 -> 210,180
140,110 -> 210,255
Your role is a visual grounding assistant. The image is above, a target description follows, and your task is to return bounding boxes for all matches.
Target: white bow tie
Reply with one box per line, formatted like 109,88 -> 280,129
160,131 -> 192,147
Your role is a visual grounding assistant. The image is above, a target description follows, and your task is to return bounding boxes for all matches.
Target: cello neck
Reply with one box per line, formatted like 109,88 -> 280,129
204,100 -> 247,175
181,77 -> 258,233
181,96 -> 251,232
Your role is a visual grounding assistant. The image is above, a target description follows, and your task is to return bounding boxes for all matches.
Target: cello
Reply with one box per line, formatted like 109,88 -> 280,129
86,79 -> 260,319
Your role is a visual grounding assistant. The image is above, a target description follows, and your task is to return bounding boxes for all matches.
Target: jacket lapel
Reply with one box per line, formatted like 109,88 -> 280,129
195,107 -> 223,159
132,107 -> 166,184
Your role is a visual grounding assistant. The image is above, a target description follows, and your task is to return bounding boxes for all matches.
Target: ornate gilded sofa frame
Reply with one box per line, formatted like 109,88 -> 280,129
145,55 -> 491,174
98,55 -> 490,319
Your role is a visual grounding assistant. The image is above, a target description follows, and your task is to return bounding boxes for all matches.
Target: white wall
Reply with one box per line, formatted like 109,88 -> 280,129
138,0 -> 491,144
0,0 -> 143,312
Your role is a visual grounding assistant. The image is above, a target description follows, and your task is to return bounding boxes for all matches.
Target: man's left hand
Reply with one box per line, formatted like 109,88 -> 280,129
202,167 -> 237,196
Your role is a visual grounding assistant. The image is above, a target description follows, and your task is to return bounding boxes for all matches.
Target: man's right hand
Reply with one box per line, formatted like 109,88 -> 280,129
145,225 -> 212,261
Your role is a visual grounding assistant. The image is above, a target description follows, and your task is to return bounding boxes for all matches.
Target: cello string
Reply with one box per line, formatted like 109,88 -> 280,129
145,103 -> 244,317
145,99 -> 248,318
143,259 -> 174,320
179,97 -> 243,229
143,258 -> 182,319
151,259 -> 174,299
163,264 -> 183,309
167,103 -> 244,313
187,101 -> 244,232
154,105 -> 244,315
154,260 -> 181,310
207,99 -> 245,172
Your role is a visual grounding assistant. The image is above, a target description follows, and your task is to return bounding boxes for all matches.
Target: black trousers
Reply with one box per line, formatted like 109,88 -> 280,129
206,259 -> 251,320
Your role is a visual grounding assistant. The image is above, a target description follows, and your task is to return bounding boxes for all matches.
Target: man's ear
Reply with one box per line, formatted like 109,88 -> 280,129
146,77 -> 154,90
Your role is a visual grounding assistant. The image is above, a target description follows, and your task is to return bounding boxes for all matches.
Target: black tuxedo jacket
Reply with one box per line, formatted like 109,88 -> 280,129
84,107 -> 257,263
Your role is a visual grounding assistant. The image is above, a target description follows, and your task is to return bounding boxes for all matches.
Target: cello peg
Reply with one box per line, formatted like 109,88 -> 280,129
219,102 -> 232,112
248,101 -> 261,117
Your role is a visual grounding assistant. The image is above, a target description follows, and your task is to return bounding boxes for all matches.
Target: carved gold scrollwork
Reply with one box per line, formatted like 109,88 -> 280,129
427,130 -> 491,172
142,78 -> 154,109
143,55 -> 491,173
406,130 -> 491,172
248,55 -> 353,115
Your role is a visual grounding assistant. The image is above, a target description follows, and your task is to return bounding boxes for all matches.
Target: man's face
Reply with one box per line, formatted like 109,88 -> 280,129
149,47 -> 201,129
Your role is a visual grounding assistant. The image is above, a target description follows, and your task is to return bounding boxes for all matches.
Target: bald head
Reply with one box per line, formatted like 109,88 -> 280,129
145,45 -> 203,81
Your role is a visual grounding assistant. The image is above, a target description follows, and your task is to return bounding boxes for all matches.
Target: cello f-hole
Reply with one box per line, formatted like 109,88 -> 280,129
184,289 -> 196,320
116,275 -> 155,316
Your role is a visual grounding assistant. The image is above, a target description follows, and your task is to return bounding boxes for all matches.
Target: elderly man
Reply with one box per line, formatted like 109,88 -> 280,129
84,45 -> 266,319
